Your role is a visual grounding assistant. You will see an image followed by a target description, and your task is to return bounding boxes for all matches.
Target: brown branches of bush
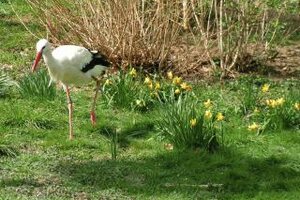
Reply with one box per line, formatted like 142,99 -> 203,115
27,0 -> 181,70
25,0 -> 298,78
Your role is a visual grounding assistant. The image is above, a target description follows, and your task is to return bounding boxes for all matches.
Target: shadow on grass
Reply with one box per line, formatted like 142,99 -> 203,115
54,147 -> 300,199
96,121 -> 155,148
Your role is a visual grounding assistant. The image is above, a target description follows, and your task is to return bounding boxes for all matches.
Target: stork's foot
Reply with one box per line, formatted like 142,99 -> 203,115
90,111 -> 96,126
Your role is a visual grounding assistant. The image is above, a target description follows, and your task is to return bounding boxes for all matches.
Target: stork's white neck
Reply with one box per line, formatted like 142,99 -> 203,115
42,48 -> 59,82
42,48 -> 53,63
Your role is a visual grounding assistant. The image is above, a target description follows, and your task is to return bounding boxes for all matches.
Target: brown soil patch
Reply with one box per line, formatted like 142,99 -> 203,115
169,41 -> 300,80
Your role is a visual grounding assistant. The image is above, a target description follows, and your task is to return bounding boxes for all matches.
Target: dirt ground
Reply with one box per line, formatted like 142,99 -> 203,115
169,41 -> 300,80
266,42 -> 300,78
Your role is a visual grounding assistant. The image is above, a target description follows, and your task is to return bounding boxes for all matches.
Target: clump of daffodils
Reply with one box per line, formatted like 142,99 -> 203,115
136,99 -> 146,107
104,79 -> 112,86
254,107 -> 260,114
261,83 -> 270,93
204,99 -> 213,109
172,76 -> 182,85
174,89 -> 181,95
180,82 -> 192,91
190,118 -> 197,127
129,68 -> 137,77
164,143 -> 174,151
294,102 -> 300,111
248,122 -> 260,131
204,110 -> 212,120
216,112 -> 225,121
144,77 -> 154,90
151,91 -> 159,98
144,77 -> 151,84
144,76 -> 161,91
167,71 -> 173,80
266,97 -> 285,108
155,82 -> 161,90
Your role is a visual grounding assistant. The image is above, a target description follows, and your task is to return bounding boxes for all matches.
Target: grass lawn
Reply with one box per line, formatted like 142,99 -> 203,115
1,89 -> 300,200
1,1 -> 300,199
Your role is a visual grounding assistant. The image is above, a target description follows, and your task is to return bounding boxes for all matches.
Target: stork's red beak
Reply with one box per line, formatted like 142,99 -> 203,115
32,51 -> 42,72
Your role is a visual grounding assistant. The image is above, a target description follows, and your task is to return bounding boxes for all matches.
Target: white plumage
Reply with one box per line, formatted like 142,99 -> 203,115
35,39 -> 107,85
32,39 -> 111,140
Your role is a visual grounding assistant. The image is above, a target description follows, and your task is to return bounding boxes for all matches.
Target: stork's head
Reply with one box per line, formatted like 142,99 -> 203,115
32,39 -> 51,72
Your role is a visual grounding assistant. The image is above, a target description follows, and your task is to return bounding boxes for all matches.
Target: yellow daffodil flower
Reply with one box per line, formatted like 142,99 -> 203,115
261,84 -> 270,93
266,99 -> 276,108
155,82 -> 161,90
167,71 -> 173,80
294,102 -> 300,111
104,79 -> 112,85
148,82 -> 153,89
172,76 -> 182,85
204,110 -> 212,120
164,143 -> 174,151
266,98 -> 285,108
190,118 -> 197,127
136,99 -> 141,106
248,122 -> 260,131
180,82 -> 192,91
216,112 -> 225,121
129,68 -> 137,77
276,97 -> 285,106
175,89 -> 180,94
204,99 -> 212,108
144,77 -> 152,84
151,91 -> 159,98
136,99 -> 145,107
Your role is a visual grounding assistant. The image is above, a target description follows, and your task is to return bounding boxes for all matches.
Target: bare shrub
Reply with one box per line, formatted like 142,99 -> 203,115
26,0 -> 181,70
189,0 -> 295,78
24,0 -> 299,78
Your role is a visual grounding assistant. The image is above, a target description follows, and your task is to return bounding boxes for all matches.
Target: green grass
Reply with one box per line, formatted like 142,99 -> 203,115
0,0 -> 43,79
1,81 -> 300,199
1,1 -> 300,199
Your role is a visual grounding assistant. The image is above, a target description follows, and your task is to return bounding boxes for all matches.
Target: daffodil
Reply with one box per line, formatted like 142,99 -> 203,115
180,82 -> 192,91
248,122 -> 260,131
261,84 -> 270,93
144,77 -> 152,84
175,89 -> 181,95
204,99 -> 212,108
151,91 -> 159,98
276,97 -> 285,106
148,82 -> 153,89
172,76 -> 182,85
294,102 -> 300,111
266,98 -> 285,108
136,99 -> 145,107
204,110 -> 212,120
216,112 -> 224,121
129,68 -> 137,77
155,82 -> 161,90
104,79 -> 112,85
167,71 -> 173,80
164,143 -> 174,150
266,99 -> 277,108
190,118 -> 197,127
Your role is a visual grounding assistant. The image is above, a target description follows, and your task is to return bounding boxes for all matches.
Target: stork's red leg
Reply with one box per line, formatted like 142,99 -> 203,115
90,77 -> 101,126
65,86 -> 74,140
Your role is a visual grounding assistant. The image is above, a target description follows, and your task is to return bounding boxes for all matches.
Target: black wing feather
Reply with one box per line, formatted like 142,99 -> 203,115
81,50 -> 111,73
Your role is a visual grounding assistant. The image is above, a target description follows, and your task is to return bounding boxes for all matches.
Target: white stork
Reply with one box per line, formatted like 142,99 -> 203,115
32,39 -> 111,140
